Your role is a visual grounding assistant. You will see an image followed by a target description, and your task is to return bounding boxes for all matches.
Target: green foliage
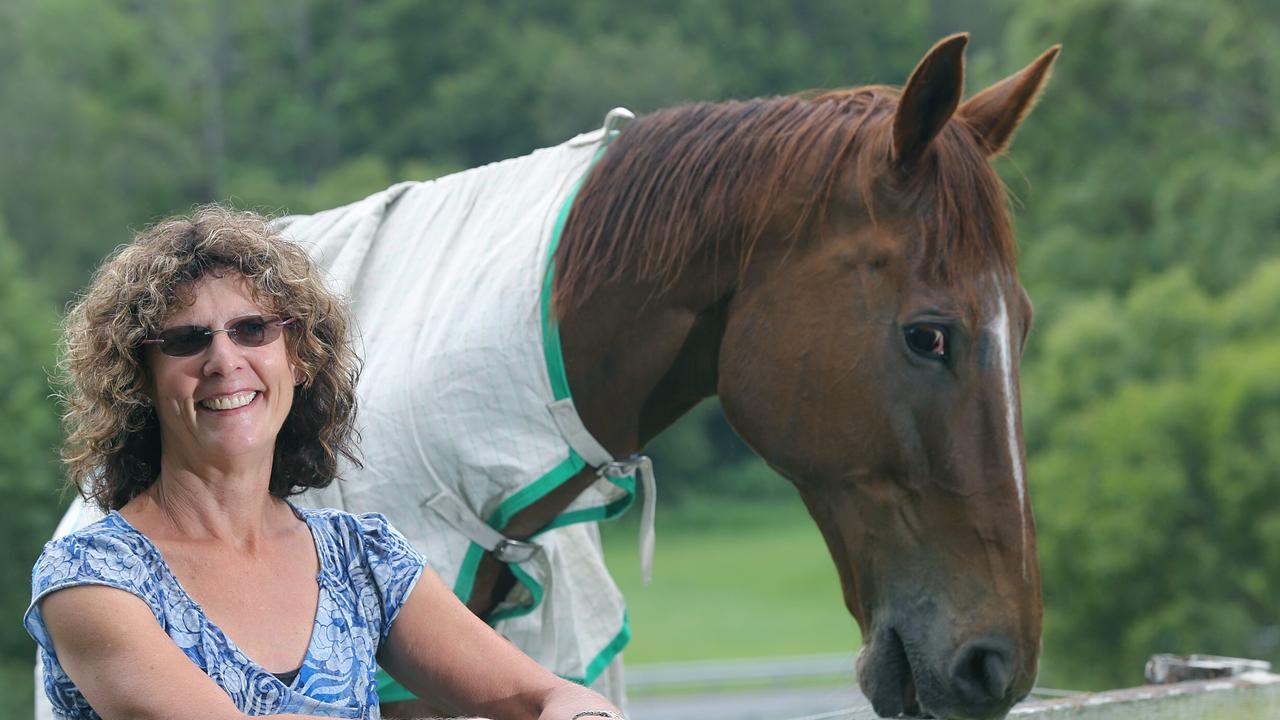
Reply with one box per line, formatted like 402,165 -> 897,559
1000,0 -> 1280,296
529,26 -> 720,147
0,0 -> 213,293
227,155 -> 395,216
996,0 -> 1280,686
0,0 -> 944,300
0,217 -> 65,717
1030,262 -> 1280,688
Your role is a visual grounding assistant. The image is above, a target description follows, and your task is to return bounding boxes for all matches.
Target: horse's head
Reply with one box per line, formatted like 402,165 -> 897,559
714,36 -> 1059,719
554,33 -> 1059,719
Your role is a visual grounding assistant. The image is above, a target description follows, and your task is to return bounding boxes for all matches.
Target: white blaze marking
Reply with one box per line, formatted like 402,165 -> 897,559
988,282 -> 1029,576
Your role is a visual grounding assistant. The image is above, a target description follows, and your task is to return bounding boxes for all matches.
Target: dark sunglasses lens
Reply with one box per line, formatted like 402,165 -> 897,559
229,316 -> 278,347
159,327 -> 211,357
151,316 -> 283,356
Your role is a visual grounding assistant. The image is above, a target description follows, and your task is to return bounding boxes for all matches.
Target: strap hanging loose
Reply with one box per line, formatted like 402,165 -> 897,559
548,398 -> 658,586
598,455 -> 656,586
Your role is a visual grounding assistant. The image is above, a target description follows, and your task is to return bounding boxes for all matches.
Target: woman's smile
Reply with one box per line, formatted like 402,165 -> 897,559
197,390 -> 261,413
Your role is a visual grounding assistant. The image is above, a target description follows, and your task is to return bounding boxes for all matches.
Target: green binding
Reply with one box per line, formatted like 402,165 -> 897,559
378,131 -> 630,704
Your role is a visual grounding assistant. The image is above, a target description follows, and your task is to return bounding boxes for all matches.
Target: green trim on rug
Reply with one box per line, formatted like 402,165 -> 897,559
451,142 -> 623,610
539,474 -> 637,534
450,144 -> 611,605
393,138 -> 629,706
562,612 -> 633,686
485,562 -> 546,624
488,452 -> 587,531
541,143 -> 609,402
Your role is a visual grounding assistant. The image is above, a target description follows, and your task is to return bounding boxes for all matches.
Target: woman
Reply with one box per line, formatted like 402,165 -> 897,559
25,206 -> 626,720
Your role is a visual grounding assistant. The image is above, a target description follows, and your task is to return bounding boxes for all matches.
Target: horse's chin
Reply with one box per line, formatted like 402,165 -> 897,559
857,629 -> 935,719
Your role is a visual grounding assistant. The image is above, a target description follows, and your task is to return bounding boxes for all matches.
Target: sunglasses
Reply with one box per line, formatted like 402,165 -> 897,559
142,314 -> 295,357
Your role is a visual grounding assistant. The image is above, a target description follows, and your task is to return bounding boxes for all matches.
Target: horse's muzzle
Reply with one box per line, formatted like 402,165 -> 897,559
858,624 -> 1028,719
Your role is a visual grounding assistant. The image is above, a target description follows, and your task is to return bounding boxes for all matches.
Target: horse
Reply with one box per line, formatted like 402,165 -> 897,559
43,33 -> 1059,720
385,32 -> 1056,719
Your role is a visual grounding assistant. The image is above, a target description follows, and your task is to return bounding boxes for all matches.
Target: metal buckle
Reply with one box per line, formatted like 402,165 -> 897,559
492,538 -> 541,564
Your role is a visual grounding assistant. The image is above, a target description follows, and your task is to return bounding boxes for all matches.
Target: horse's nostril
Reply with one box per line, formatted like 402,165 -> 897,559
951,639 -> 1014,706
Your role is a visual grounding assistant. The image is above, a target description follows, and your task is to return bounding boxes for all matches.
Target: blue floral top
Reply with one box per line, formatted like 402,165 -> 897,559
25,506 -> 426,719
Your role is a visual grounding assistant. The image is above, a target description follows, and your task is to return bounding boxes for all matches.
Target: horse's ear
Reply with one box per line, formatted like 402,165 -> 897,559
893,34 -> 968,169
958,45 -> 1061,157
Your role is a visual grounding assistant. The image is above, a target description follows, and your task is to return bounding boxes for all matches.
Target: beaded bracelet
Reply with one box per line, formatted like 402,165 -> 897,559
571,712 -> 623,720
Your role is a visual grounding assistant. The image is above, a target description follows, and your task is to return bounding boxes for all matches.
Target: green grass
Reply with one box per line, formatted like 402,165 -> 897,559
599,495 -> 861,663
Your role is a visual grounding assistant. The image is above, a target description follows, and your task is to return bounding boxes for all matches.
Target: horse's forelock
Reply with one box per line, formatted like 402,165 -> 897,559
908,121 -> 1018,287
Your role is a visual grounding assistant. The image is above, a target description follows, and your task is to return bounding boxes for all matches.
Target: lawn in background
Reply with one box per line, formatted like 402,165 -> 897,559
600,494 -> 860,663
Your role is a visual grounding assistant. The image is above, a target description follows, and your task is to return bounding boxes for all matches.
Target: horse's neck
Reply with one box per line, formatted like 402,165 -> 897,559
456,265 -> 734,618
557,262 -> 734,457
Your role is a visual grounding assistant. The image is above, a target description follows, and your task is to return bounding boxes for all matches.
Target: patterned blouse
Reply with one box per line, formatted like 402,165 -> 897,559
25,506 -> 426,719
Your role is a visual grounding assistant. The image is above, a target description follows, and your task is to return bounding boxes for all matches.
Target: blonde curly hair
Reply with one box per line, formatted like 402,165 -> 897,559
59,205 -> 361,511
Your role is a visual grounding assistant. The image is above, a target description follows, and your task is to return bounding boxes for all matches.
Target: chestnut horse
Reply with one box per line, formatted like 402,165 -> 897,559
388,34 -> 1059,720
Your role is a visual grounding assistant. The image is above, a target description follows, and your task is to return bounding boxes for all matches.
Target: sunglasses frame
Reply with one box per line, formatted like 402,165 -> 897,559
142,314 -> 296,357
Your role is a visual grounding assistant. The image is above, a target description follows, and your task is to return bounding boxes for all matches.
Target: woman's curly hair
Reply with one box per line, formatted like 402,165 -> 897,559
59,205 -> 361,511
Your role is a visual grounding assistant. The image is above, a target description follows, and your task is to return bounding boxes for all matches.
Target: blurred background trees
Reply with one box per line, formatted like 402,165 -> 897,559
0,221 -> 64,713
2,0 -> 1278,713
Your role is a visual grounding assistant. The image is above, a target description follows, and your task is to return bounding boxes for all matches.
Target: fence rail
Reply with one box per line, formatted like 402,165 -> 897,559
624,654 -> 1280,720
1006,671 -> 1280,720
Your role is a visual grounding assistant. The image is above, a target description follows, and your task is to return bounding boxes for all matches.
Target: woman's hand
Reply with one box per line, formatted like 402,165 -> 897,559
377,567 -> 625,720
535,686 -> 627,720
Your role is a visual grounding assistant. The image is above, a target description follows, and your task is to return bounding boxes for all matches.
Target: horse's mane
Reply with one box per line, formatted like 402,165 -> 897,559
553,86 -> 1016,312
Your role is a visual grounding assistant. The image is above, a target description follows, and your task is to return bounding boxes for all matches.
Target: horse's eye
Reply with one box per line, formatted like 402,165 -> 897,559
904,325 -> 948,360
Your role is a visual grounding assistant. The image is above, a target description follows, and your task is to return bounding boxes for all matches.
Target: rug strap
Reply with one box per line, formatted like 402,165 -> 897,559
422,492 -> 542,564
598,456 -> 656,586
548,398 -> 657,586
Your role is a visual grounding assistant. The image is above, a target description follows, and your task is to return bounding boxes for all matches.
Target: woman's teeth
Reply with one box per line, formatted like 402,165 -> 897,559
199,391 -> 257,411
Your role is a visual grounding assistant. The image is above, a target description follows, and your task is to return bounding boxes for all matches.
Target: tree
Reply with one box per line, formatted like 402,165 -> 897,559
1028,262 -> 1280,688
998,0 -> 1280,299
0,215 -> 65,718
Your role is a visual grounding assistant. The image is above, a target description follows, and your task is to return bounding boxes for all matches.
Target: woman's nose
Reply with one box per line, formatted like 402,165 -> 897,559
201,332 -> 245,375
